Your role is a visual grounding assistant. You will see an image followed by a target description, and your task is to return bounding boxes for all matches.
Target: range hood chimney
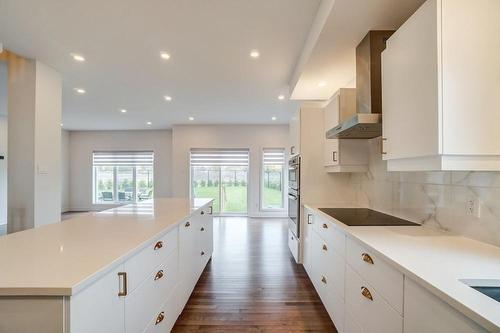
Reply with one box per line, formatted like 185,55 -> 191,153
326,30 -> 394,139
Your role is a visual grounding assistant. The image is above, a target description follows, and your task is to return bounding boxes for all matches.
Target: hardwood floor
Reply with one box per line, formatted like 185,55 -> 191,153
172,217 -> 337,333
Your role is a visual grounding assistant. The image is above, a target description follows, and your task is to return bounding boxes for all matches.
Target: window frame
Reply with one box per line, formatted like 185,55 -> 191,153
92,151 -> 154,205
260,148 -> 286,212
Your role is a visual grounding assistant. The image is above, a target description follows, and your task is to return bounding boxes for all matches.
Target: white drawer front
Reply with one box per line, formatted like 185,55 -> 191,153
346,237 -> 403,314
345,266 -> 402,333
345,312 -> 363,333
313,215 -> 346,258
125,249 -> 178,333
143,296 -> 178,333
124,227 -> 178,293
313,231 -> 345,299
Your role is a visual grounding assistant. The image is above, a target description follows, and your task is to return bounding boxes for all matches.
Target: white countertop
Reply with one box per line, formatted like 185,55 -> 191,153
0,198 -> 212,297
304,204 -> 500,332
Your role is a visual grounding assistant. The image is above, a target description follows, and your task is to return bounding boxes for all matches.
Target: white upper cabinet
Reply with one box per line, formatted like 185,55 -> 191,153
382,0 -> 500,171
323,89 -> 368,172
289,109 -> 300,156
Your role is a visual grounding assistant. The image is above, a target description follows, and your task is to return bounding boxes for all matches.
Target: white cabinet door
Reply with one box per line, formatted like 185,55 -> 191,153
289,109 -> 300,156
70,265 -> 125,333
179,217 -> 198,308
404,278 -> 487,333
324,96 -> 340,167
381,0 -> 440,161
302,209 -> 315,275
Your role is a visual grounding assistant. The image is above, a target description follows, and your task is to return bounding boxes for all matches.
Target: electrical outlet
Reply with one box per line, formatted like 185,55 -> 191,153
466,195 -> 481,218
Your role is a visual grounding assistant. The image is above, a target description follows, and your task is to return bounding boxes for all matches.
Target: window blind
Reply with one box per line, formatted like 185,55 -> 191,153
262,148 -> 285,165
93,151 -> 154,166
190,148 -> 249,166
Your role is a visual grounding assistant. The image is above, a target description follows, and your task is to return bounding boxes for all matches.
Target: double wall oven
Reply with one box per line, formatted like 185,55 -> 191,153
288,155 -> 300,238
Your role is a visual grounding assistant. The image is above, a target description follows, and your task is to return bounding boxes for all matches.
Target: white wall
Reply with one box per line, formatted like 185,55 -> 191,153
0,116 -> 7,226
69,130 -> 172,211
8,58 -> 62,232
171,124 -> 289,217
61,129 -> 70,212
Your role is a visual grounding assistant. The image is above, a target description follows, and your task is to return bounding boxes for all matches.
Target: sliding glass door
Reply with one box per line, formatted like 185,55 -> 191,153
190,149 -> 249,215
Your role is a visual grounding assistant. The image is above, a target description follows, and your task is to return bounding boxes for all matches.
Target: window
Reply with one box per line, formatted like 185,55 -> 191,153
261,148 -> 285,210
190,149 -> 249,215
93,151 -> 154,204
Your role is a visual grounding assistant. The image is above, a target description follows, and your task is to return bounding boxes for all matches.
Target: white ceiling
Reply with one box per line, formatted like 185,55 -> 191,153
290,0 -> 426,100
0,0 -> 321,130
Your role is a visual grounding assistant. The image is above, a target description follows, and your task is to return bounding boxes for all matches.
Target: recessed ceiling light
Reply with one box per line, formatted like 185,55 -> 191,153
318,81 -> 327,87
278,95 -> 285,100
120,109 -> 127,113
271,116 -> 277,121
164,95 -> 172,101
250,50 -> 260,58
60,123 -> 63,127
188,116 -> 194,121
146,121 -> 152,125
160,52 -> 170,60
74,88 -> 86,94
71,53 -> 85,62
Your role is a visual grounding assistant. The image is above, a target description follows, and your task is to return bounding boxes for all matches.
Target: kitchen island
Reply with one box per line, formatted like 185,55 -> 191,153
0,198 -> 213,333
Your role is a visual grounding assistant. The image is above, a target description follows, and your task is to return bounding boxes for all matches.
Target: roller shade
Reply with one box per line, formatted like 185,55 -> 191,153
93,151 -> 154,167
263,148 -> 285,165
190,148 -> 249,166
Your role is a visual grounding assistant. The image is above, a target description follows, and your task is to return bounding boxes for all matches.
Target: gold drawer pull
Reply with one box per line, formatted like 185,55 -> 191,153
201,251 -> 205,256
185,221 -> 191,227
154,241 -> 163,250
322,244 -> 328,251
361,286 -> 373,301
154,270 -> 164,281
201,227 -> 205,231
155,311 -> 165,325
321,276 -> 327,284
118,272 -> 127,296
322,223 -> 328,229
362,253 -> 374,265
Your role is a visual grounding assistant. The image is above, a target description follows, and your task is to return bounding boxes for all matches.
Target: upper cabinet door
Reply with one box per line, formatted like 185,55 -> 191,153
289,109 -> 300,156
381,0 -> 500,171
381,0 -> 441,161
324,94 -> 340,166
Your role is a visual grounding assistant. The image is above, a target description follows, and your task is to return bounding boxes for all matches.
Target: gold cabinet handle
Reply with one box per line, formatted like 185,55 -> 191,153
322,244 -> 328,251
362,253 -> 374,265
361,286 -> 373,301
118,272 -> 127,296
155,311 -> 165,325
154,270 -> 164,281
154,241 -> 163,250
381,137 -> 387,155
201,227 -> 205,231
185,221 -> 191,227
322,223 -> 328,229
201,251 -> 205,256
321,276 -> 327,284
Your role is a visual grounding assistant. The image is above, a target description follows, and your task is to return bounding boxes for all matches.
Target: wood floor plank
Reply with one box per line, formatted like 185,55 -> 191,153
172,217 -> 337,333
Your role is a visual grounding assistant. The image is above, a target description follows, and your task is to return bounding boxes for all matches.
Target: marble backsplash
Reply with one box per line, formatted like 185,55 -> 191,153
348,137 -> 500,247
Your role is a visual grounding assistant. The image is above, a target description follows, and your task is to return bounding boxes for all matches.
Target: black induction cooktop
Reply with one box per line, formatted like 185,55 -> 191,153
318,208 -> 419,227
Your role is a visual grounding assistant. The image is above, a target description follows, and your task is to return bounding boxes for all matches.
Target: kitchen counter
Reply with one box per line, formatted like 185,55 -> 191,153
0,198 -> 212,296
305,203 -> 500,332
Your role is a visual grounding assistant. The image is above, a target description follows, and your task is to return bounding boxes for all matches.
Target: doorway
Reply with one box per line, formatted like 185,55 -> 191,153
190,149 -> 249,215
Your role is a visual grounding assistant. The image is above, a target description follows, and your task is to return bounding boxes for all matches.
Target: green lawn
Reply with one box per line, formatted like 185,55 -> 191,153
193,185 -> 283,213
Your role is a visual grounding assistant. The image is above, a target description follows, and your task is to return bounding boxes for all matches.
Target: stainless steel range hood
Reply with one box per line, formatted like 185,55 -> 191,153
327,30 -> 394,139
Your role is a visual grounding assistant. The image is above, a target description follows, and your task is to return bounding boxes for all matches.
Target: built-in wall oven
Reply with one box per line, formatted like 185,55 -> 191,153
288,155 -> 300,238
